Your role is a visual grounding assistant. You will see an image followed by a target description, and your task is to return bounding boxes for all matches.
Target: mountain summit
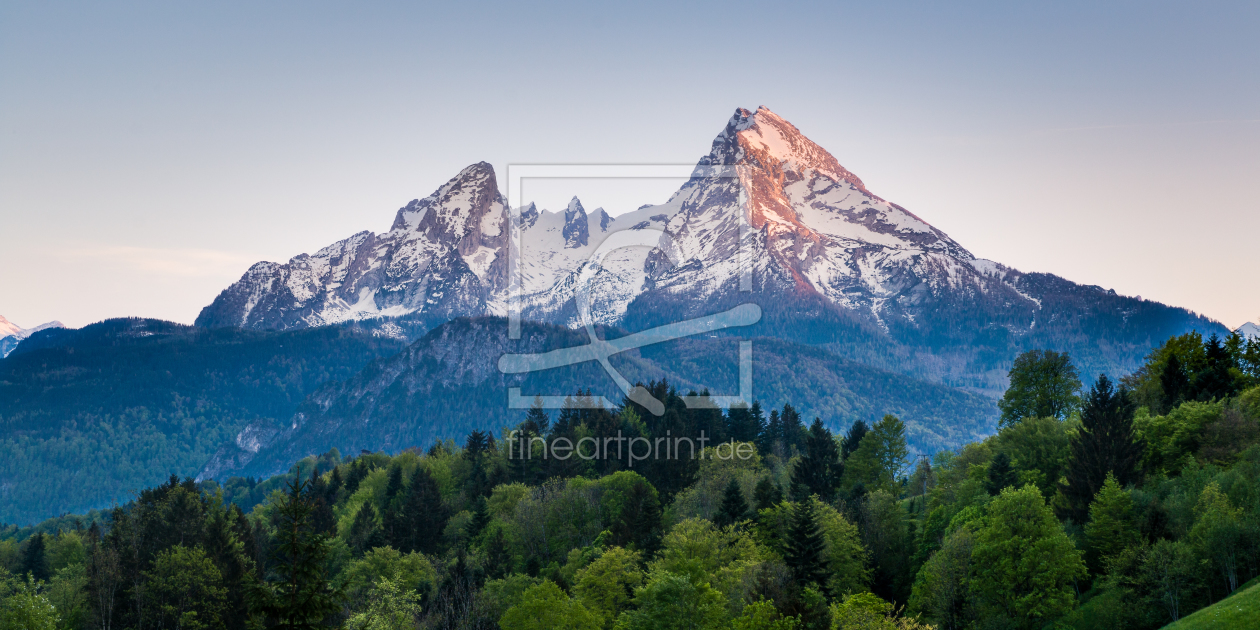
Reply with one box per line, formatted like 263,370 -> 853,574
197,107 -> 1223,392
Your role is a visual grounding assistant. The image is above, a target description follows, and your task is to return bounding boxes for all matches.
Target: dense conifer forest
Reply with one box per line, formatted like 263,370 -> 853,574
1,330 -> 1258,630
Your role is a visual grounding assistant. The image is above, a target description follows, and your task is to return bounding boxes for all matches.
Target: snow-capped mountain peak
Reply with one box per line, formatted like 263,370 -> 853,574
0,315 -> 20,338
1239,322 -> 1260,341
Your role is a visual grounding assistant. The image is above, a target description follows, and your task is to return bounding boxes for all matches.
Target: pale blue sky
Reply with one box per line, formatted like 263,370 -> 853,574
2,1 -> 1257,329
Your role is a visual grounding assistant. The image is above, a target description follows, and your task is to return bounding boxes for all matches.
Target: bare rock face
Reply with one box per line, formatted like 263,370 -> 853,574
196,162 -> 510,331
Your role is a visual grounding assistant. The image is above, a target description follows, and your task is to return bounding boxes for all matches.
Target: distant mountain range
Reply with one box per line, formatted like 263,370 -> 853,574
0,315 -> 63,358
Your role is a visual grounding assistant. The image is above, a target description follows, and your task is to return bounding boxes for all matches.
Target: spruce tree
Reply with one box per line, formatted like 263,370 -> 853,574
985,452 -> 1017,496
308,471 -> 336,535
1062,374 -> 1145,522
381,466 -> 406,548
1160,352 -> 1189,411
726,404 -> 756,443
789,418 -> 842,502
760,409 -> 783,455
841,419 -> 869,461
325,467 -> 343,505
714,479 -> 751,528
753,477 -> 782,511
1193,334 -> 1239,401
467,496 -> 491,540
784,498 -> 828,591
623,481 -> 662,554
781,404 -> 806,450
21,532 -> 49,581
247,478 -> 343,629
347,502 -> 382,556
398,466 -> 449,555
484,528 -> 511,580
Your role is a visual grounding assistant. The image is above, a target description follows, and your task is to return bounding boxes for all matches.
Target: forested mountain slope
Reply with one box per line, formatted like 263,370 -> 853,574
0,318 -> 404,524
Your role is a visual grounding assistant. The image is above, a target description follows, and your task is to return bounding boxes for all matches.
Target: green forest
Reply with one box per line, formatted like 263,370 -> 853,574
0,330 -> 1258,630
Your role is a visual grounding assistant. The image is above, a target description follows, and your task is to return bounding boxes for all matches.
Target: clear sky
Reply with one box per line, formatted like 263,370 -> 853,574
1,1 -> 1257,330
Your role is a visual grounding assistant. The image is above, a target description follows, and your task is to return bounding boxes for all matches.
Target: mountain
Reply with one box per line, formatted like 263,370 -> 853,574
1240,322 -> 1260,341
197,316 -> 997,481
0,318 -> 404,524
0,315 -> 64,358
197,107 -> 1224,394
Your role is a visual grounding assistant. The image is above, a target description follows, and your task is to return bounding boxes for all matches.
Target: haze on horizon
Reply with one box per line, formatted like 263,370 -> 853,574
1,1 -> 1257,330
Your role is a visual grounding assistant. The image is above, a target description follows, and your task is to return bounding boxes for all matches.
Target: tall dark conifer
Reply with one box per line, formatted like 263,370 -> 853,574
1062,374 -> 1145,521
714,479 -> 751,528
789,418 -> 842,503
246,478 -> 343,629
467,496 -> 490,540
842,419 -> 869,461
308,471 -> 336,535
985,452 -> 1017,496
781,404 -> 806,450
21,532 -> 48,581
753,477 -> 783,511
765,409 -> 784,451
784,498 -> 828,591
347,502 -> 382,556
395,466 -> 449,555
1193,334 -> 1239,402
1160,352 -> 1189,411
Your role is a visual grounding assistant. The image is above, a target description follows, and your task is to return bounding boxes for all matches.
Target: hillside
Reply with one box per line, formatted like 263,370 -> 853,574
198,315 -> 997,480
0,318 -> 404,524
1163,577 -> 1260,629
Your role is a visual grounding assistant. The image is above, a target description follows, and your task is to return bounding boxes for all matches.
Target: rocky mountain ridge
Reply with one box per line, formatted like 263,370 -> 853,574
196,107 -> 1227,393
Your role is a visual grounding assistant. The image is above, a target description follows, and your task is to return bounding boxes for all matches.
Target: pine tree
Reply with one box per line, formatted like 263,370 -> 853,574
1062,374 -> 1145,522
714,479 -> 751,528
1193,334 -> 1239,401
247,478 -> 343,629
21,532 -> 49,581
760,409 -> 783,455
325,467 -> 343,505
986,452 -> 1018,496
781,404 -> 805,450
753,477 -> 782,511
381,465 -> 407,548
467,496 -> 491,540
784,498 -> 828,591
522,398 -> 551,435
623,481 -> 662,554
308,471 -> 336,535
841,419 -> 869,461
395,466 -> 449,555
789,418 -> 842,502
725,404 -> 756,444
347,502 -> 381,556
484,528 -> 511,580
1160,352 -> 1189,411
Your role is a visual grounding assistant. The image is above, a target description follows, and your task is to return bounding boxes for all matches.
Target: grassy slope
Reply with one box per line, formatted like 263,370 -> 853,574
1164,578 -> 1260,630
